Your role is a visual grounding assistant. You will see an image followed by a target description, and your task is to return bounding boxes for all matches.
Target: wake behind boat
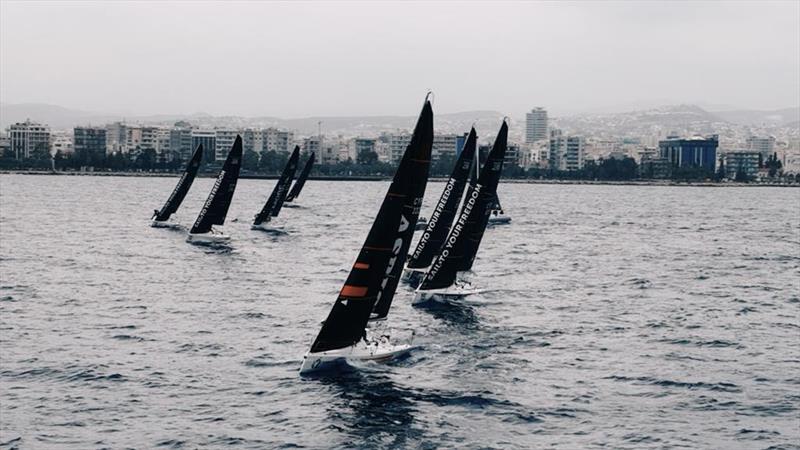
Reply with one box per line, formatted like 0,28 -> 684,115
488,194 -> 511,226
403,127 -> 477,286
413,120 -> 508,305
186,136 -> 243,243
283,151 -> 315,207
252,146 -> 300,231
300,97 -> 433,375
151,143 -> 204,228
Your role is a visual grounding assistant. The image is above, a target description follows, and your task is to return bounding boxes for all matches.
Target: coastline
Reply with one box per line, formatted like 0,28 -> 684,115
1,169 -> 798,187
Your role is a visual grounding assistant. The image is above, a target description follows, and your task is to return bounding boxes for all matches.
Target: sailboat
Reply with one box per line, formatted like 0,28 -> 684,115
300,97 -> 433,375
402,127 -> 477,285
283,152 -> 315,207
412,120 -> 508,304
487,193 -> 511,226
251,146 -> 300,231
150,143 -> 204,228
186,136 -> 243,243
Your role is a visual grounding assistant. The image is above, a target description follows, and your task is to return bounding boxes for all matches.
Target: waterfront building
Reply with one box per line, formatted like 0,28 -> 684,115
549,130 -> 585,171
215,129 -> 239,161
658,135 -> 718,172
432,133 -> 461,161
169,125 -> 194,162
73,127 -> 107,162
386,132 -> 411,164
242,129 -> 263,155
154,128 -> 172,162
354,138 -> 377,162
746,136 -> 776,158
191,130 -> 216,164
125,126 -> 143,153
525,107 -> 548,143
50,132 -> 73,155
724,150 -> 760,179
8,120 -> 51,160
263,128 -> 294,153
0,134 -> 9,158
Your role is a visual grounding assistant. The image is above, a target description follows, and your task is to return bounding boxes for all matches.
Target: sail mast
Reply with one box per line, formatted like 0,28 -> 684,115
309,98 -> 433,353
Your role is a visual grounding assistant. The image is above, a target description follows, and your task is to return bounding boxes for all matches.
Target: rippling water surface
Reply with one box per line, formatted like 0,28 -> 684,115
1,174 -> 799,449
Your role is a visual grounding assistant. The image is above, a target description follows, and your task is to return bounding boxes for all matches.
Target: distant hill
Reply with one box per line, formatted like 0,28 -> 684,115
710,107 -> 800,126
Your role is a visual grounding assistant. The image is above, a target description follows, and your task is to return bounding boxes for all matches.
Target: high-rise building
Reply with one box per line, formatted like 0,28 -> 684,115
8,120 -> 51,160
242,129 -> 263,154
549,130 -> 585,171
50,132 -> 74,155
746,136 -> 776,158
432,133 -> 462,161
106,122 -> 128,154
525,107 -> 548,143
658,135 -> 718,172
191,130 -> 216,164
73,127 -> 107,162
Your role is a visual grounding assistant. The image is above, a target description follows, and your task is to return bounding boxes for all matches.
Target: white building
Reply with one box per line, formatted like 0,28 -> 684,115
263,128 -> 294,153
50,132 -> 74,155
746,136 -> 776,158
549,130 -> 585,171
8,120 -> 51,159
525,107 -> 548,144
215,129 -> 239,161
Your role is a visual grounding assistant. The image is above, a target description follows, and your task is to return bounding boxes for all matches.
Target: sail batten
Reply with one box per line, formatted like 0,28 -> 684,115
308,100 -> 434,353
189,137 -> 243,234
285,152 -> 315,202
418,121 -> 508,290
254,147 -> 300,225
153,144 -> 204,221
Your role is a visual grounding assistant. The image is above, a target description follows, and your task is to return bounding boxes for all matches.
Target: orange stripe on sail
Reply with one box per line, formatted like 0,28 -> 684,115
363,246 -> 391,251
353,262 -> 370,269
387,192 -> 405,198
411,158 -> 430,163
340,285 -> 368,297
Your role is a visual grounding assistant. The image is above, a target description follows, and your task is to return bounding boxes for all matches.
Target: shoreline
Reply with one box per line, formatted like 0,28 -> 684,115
1,170 -> 798,187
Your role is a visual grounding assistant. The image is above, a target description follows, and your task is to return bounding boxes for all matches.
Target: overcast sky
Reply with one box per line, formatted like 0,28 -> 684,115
1,1 -> 798,117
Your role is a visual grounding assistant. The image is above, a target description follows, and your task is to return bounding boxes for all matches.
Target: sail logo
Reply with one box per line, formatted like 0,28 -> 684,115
411,178 -> 455,260
425,184 -> 481,281
375,214 -> 410,305
193,170 -> 225,229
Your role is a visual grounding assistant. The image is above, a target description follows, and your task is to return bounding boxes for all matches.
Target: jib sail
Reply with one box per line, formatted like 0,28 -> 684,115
153,143 -> 204,221
285,152 -> 315,202
417,121 -> 508,290
407,128 -> 476,270
254,146 -> 300,225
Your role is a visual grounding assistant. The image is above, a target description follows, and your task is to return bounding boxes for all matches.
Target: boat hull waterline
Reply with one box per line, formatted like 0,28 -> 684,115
299,341 -> 414,375
186,230 -> 231,243
150,218 -> 181,228
412,284 -> 483,305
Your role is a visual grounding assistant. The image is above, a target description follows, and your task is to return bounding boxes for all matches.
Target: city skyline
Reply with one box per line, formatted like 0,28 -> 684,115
1,1 -> 798,117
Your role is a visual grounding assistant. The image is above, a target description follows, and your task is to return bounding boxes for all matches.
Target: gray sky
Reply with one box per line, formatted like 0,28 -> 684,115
1,1 -> 798,117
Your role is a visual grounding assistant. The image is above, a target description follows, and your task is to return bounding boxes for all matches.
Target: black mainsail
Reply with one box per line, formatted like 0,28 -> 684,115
189,136 -> 243,234
253,146 -> 300,225
285,152 -> 315,203
417,121 -> 508,291
152,143 -> 204,222
406,128 -> 477,270
309,100 -> 433,353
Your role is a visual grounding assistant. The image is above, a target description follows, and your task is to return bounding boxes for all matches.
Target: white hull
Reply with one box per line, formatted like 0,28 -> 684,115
412,283 -> 482,305
150,218 -> 179,228
488,215 -> 511,225
186,230 -> 230,243
299,340 -> 413,375
415,218 -> 428,231
251,221 -> 283,232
